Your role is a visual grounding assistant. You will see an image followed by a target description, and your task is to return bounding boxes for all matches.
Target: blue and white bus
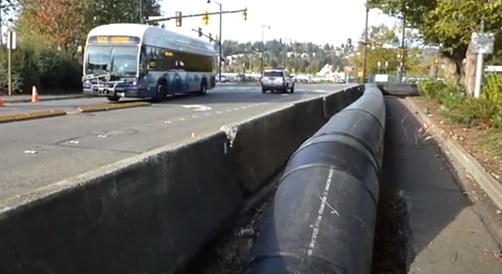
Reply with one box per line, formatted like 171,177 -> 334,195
82,23 -> 218,102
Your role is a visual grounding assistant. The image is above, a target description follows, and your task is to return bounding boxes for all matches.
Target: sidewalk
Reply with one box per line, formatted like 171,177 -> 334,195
380,97 -> 502,273
0,94 -> 87,103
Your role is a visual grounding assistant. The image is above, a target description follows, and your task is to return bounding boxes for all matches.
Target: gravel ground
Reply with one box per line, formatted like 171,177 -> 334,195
175,197 -> 273,274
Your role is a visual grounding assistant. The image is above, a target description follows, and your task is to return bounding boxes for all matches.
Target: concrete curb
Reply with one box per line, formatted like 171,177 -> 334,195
404,98 -> 502,210
0,109 -> 67,124
3,94 -> 88,103
78,102 -> 151,113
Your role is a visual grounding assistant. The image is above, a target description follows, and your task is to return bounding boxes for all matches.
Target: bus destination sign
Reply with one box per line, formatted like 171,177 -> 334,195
88,36 -> 140,44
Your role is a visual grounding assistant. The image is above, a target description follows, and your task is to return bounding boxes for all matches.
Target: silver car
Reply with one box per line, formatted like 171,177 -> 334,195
261,69 -> 295,93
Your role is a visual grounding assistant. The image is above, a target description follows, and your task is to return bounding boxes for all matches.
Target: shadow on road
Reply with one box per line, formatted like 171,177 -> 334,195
372,96 -> 471,273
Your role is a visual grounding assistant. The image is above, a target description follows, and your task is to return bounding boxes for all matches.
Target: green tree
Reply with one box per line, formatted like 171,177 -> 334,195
369,0 -> 502,94
350,23 -> 425,77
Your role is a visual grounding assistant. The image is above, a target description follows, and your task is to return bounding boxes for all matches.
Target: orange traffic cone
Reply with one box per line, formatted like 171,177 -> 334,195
31,86 -> 39,103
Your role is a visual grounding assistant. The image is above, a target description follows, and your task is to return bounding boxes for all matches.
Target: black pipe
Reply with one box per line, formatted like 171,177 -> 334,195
241,85 -> 385,274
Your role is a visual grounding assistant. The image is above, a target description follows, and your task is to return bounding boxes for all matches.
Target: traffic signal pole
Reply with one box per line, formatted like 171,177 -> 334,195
144,9 -> 247,24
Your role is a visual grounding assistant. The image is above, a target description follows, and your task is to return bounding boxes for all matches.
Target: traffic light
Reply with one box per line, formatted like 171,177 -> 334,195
243,8 -> 247,20
203,9 -> 209,26
397,48 -> 403,58
208,33 -> 213,42
175,11 -> 182,27
198,27 -> 203,37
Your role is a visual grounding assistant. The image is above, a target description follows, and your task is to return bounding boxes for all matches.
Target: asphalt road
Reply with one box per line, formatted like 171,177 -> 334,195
0,84 -> 353,200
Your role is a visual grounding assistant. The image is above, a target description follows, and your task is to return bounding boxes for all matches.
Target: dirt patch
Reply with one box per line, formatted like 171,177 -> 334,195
410,97 -> 502,186
371,194 -> 409,274
175,197 -> 272,274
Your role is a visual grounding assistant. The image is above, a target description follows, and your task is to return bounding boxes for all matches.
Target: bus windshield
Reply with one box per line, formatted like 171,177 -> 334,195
85,45 -> 139,78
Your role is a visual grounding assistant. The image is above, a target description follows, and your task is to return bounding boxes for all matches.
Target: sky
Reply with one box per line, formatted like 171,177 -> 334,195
1,0 -> 398,46
160,0 -> 398,46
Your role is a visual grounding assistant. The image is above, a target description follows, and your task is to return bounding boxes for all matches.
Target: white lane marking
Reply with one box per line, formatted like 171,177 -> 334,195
182,104 -> 212,111
68,140 -> 80,144
24,150 -> 37,154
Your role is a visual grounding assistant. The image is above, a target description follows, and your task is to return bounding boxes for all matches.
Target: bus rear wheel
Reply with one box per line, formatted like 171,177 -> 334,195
198,81 -> 207,95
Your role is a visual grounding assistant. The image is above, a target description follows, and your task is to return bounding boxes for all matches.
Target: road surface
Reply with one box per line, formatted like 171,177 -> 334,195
0,84 -> 352,200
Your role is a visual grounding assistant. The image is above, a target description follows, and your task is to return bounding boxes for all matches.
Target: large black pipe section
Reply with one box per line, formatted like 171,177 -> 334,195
241,85 -> 385,274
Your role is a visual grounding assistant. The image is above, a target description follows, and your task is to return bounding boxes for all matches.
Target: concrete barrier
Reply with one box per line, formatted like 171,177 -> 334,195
322,85 -> 363,118
0,84 -> 364,274
0,109 -> 66,123
0,132 -> 243,274
242,84 -> 386,274
377,83 -> 419,97
221,96 -> 326,196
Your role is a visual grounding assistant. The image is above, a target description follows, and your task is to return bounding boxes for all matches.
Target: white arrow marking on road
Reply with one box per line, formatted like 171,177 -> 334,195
182,105 -> 212,111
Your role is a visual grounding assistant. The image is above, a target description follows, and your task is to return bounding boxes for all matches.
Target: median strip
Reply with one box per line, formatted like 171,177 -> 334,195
0,109 -> 67,124
77,102 -> 151,113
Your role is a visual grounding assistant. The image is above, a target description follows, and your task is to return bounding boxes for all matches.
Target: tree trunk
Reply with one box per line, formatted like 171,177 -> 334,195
464,45 -> 478,96
444,58 -> 461,86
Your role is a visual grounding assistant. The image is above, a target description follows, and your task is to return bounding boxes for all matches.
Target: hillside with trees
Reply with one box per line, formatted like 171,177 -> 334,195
219,39 -> 347,74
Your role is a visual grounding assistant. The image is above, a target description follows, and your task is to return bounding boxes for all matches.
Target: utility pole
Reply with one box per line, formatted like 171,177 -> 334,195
398,6 -> 406,83
207,0 -> 223,82
261,25 -> 270,74
362,0 -> 369,83
139,0 -> 144,24
0,0 -> 2,46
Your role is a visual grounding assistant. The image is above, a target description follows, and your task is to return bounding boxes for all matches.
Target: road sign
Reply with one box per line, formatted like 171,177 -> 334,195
7,31 -> 16,49
470,32 -> 494,54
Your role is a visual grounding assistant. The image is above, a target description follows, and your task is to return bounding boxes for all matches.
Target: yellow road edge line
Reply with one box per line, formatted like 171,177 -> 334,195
0,109 -> 67,124
77,102 -> 151,113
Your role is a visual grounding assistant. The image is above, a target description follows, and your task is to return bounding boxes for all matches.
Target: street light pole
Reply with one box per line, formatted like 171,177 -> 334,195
261,25 -> 270,74
362,0 -> 369,83
207,0 -> 223,82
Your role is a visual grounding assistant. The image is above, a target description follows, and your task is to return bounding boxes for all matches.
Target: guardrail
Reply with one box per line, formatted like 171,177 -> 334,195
0,85 -> 365,274
241,85 -> 386,274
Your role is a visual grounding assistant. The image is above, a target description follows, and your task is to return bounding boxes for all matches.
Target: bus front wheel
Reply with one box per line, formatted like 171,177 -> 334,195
153,81 -> 168,102
107,96 -> 120,102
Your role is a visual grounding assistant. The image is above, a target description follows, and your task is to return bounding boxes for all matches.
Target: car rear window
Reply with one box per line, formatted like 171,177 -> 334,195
264,71 -> 283,77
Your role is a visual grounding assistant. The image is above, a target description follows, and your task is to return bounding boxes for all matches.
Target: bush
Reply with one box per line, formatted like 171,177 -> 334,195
0,45 -> 82,94
420,77 -> 502,128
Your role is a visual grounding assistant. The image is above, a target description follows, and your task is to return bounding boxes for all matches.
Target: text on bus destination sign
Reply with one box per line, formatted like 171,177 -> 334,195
88,36 -> 140,44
